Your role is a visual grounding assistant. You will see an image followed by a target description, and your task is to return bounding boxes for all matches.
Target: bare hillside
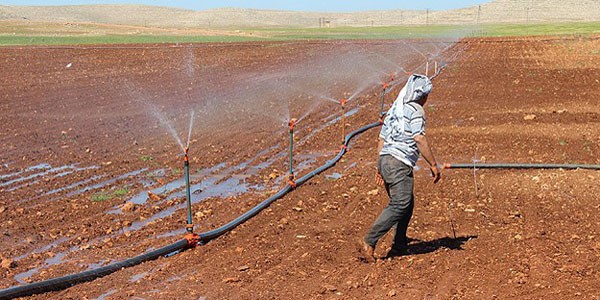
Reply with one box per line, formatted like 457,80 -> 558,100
0,0 -> 599,29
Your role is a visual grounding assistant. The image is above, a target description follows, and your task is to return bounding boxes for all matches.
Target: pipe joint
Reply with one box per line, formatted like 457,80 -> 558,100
288,173 -> 296,188
184,232 -> 200,247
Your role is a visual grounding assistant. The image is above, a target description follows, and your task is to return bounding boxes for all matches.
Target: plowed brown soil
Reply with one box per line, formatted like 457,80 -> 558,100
1,36 -> 599,299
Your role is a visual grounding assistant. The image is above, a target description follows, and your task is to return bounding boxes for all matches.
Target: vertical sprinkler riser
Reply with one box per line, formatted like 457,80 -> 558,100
184,147 -> 193,233
379,73 -> 394,123
340,98 -> 348,146
380,82 -> 387,120
288,118 -> 297,186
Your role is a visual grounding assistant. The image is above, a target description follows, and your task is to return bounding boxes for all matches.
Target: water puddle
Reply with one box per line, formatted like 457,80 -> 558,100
42,175 -> 106,199
233,146 -> 276,172
85,260 -> 112,271
123,176 -> 264,232
0,164 -> 73,189
0,163 -> 51,181
14,237 -> 69,261
138,169 -> 167,188
95,289 -> 117,300
65,168 -> 148,198
295,152 -> 327,173
155,229 -> 185,239
14,251 -> 69,284
345,162 -> 358,171
127,163 -> 227,206
326,173 -> 343,180
116,145 -> 279,215
6,165 -> 99,192
129,271 -> 149,282
117,147 -> 284,230
325,161 -> 357,180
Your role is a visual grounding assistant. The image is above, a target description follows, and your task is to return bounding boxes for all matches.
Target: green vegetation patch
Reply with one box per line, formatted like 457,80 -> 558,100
140,155 -> 154,162
113,187 -> 130,198
245,22 -> 600,40
91,192 -> 111,202
0,22 -> 598,46
0,35 -> 263,46
476,22 -> 600,37
91,186 -> 130,202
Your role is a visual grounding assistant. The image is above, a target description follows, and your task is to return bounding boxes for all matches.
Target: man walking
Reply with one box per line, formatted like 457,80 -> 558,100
361,74 -> 441,261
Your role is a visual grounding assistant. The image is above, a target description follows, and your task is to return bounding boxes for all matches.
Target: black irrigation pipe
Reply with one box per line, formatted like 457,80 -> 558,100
7,60 -> 597,299
0,121 -> 383,300
443,163 -> 600,170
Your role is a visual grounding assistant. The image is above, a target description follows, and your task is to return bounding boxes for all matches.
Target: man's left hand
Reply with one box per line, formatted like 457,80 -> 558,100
430,165 -> 442,184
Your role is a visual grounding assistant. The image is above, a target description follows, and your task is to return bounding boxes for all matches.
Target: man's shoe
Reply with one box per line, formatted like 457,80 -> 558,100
358,239 -> 375,262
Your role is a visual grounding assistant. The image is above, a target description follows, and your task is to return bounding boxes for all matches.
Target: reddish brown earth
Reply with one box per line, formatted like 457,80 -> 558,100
0,36 -> 599,299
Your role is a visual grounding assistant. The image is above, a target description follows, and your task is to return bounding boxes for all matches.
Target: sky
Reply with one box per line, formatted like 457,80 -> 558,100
2,0 -> 491,12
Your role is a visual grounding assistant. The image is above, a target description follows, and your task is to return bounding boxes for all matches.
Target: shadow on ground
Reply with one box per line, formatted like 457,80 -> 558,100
386,235 -> 477,258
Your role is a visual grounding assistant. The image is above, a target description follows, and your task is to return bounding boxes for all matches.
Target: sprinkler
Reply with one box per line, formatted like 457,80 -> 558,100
340,98 -> 348,148
288,118 -> 297,188
183,146 -> 193,233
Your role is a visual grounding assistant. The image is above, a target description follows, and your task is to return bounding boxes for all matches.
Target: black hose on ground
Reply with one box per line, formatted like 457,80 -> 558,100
443,163 -> 600,170
0,121 -> 383,300
0,239 -> 190,300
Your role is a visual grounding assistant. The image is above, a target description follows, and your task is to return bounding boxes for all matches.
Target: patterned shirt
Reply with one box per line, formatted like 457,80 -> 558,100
379,102 -> 426,167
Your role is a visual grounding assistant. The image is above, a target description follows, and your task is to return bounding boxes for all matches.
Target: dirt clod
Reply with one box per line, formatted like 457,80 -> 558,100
122,202 -> 135,212
148,191 -> 162,202
1,258 -> 16,269
223,277 -> 240,283
367,189 -> 379,196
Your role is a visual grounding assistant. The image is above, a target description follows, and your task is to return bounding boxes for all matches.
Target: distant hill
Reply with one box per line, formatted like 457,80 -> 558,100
1,0 -> 599,28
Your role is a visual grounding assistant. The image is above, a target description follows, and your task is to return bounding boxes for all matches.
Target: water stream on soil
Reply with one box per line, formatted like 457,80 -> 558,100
0,163 -> 51,181
94,289 -> 117,300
